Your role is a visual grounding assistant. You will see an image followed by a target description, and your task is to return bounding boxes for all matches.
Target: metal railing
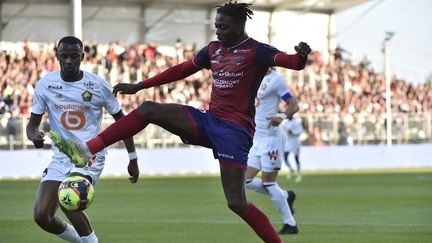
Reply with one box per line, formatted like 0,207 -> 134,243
0,113 -> 430,150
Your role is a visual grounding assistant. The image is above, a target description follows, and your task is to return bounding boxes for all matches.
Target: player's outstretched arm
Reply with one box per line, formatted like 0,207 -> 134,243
26,113 -> 45,148
113,59 -> 201,96
112,111 -> 139,183
274,42 -> 311,71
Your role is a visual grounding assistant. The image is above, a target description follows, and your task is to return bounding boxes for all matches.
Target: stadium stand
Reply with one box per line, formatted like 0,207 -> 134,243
0,40 -> 430,149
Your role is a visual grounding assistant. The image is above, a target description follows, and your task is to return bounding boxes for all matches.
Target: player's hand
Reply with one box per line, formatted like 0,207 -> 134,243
267,117 -> 283,127
127,159 -> 139,183
113,82 -> 144,97
294,42 -> 311,57
28,130 -> 45,148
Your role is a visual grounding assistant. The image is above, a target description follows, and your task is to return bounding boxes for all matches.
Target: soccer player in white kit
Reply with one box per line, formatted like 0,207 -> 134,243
26,36 -> 139,243
280,116 -> 304,182
246,69 -> 300,234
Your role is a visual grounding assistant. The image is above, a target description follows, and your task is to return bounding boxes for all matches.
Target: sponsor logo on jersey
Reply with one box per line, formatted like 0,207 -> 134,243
217,152 -> 234,159
211,48 -> 222,58
42,168 -> 48,178
213,79 -> 240,89
48,85 -> 63,90
233,49 -> 251,53
82,91 -> 92,102
61,111 -> 86,130
213,71 -> 244,77
84,81 -> 95,90
54,104 -> 90,110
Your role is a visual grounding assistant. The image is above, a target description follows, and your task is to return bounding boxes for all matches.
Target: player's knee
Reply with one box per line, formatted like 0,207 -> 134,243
33,208 -> 52,228
226,199 -> 248,215
137,101 -> 158,119
245,179 -> 253,190
266,184 -> 284,200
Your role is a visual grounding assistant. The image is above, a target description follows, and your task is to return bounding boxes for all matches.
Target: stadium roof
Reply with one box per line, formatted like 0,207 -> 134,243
4,0 -> 369,14
1,0 -> 371,44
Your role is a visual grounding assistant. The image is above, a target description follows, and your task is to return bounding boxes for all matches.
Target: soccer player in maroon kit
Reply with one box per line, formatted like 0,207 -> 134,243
51,2 -> 311,242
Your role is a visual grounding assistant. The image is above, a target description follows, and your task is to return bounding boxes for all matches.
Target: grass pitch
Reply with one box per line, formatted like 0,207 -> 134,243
1,170 -> 431,243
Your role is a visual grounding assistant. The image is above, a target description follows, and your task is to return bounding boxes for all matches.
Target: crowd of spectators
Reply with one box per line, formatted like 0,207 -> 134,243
0,40 -> 430,145
297,48 -> 431,115
295,48 -> 431,144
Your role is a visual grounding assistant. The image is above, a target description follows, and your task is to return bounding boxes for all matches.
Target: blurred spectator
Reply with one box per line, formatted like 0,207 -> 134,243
6,107 -> 20,137
337,123 -> 354,146
306,127 -> 325,146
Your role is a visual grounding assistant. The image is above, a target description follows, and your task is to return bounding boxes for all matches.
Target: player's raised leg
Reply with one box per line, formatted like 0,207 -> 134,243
220,165 -> 282,243
33,181 -> 81,242
51,102 -> 195,167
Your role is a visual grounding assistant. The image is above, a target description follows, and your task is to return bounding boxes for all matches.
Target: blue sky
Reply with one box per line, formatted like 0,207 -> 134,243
335,0 -> 432,84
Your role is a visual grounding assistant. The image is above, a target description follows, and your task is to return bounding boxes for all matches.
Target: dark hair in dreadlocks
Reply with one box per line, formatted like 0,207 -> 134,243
214,1 -> 254,24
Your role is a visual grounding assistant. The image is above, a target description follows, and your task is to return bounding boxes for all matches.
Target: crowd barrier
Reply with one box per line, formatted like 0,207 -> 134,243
1,144 -> 431,179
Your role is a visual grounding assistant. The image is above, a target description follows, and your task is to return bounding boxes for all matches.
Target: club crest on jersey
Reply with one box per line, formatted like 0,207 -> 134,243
268,150 -> 278,161
55,94 -> 63,99
82,91 -> 92,102
235,57 -> 244,66
260,83 -> 267,90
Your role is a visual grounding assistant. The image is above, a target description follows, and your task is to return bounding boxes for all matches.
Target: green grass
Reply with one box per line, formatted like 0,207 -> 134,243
1,171 -> 432,243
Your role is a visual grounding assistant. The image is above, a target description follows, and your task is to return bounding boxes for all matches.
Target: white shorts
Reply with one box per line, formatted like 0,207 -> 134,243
41,154 -> 105,185
284,139 -> 301,156
247,135 -> 284,172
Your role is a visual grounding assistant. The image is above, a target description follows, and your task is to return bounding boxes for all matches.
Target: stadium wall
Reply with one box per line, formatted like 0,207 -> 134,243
1,144 -> 431,179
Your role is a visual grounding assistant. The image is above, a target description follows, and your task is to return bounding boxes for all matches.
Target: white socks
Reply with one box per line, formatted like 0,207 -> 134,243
245,178 -> 268,194
246,178 -> 296,225
57,223 -> 98,243
264,182 -> 296,226
57,223 -> 80,243
80,231 -> 98,243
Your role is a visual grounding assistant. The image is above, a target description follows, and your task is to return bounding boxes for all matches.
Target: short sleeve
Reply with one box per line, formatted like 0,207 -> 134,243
99,78 -> 120,115
31,81 -> 47,115
256,43 -> 282,67
193,45 -> 210,69
274,75 -> 292,101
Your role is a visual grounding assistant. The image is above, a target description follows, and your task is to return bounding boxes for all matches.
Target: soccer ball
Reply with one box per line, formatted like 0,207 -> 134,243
58,176 -> 94,211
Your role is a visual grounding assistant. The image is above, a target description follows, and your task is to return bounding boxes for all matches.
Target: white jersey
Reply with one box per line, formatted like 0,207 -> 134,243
280,118 -> 303,154
32,70 -> 120,163
255,70 -> 293,137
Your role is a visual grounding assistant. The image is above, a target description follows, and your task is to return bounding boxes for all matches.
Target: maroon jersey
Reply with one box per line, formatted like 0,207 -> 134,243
193,37 -> 281,132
